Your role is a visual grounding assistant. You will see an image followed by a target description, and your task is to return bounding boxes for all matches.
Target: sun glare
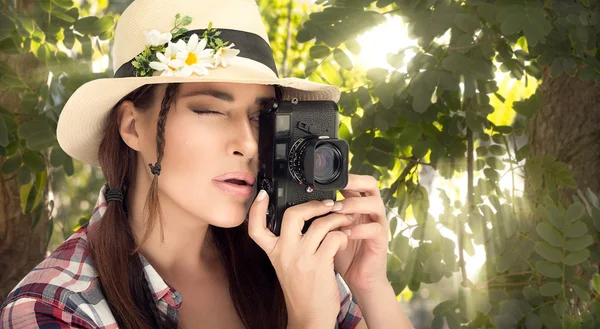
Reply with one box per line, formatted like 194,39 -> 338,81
355,15 -> 418,70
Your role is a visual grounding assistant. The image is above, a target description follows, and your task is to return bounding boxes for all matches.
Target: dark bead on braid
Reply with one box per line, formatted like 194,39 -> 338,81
148,162 -> 161,176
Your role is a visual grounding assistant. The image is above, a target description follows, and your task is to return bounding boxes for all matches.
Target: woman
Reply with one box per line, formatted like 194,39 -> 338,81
0,0 -> 413,328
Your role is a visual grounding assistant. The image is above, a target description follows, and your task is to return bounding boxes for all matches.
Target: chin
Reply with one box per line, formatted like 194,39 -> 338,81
210,212 -> 247,228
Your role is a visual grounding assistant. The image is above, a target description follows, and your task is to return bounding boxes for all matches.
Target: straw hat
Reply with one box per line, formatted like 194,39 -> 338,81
56,0 -> 340,167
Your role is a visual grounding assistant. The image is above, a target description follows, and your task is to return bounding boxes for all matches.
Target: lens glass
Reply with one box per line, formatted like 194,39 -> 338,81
314,143 -> 341,184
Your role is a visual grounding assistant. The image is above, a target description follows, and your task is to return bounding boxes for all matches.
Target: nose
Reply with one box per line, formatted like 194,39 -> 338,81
228,117 -> 258,160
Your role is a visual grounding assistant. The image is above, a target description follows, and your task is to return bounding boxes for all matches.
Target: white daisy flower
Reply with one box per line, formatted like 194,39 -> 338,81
174,33 -> 215,77
148,42 -> 185,76
214,43 -> 240,67
144,29 -> 172,47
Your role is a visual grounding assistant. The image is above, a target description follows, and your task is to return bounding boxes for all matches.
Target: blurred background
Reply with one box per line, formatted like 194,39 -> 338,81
2,0 -> 600,328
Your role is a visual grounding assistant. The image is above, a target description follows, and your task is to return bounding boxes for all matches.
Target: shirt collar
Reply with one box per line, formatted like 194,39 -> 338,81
90,184 -> 183,309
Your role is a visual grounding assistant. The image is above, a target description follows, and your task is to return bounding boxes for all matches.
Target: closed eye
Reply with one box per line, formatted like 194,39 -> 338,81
193,110 -> 222,115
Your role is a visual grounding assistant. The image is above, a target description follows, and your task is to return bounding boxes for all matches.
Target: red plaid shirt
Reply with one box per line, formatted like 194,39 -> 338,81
1,186 -> 362,328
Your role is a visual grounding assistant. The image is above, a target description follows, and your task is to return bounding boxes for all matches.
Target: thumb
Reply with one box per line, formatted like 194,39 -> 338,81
247,189 -> 277,254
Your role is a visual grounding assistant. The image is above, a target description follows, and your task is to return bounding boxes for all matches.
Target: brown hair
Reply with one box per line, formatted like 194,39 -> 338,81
88,83 -> 287,329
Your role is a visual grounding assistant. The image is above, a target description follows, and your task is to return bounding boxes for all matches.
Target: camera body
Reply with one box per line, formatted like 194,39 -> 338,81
258,99 -> 349,236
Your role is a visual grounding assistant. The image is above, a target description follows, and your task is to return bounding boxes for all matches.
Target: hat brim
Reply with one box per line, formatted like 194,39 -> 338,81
57,59 -> 340,167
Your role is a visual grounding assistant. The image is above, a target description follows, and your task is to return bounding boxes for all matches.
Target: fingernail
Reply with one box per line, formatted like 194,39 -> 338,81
256,189 -> 267,202
322,199 -> 334,207
332,202 -> 343,211
346,214 -> 355,221
343,229 -> 351,236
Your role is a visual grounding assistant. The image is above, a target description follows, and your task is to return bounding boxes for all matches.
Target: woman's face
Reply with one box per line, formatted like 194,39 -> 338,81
131,82 -> 276,227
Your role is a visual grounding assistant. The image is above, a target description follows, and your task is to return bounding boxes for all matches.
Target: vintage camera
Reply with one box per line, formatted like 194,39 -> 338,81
258,98 -> 349,236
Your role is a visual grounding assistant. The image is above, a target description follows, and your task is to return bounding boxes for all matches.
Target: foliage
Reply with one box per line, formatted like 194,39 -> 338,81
296,0 -> 600,327
0,0 -> 118,239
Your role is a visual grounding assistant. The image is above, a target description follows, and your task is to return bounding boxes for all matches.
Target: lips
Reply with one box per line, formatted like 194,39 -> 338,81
212,171 -> 256,198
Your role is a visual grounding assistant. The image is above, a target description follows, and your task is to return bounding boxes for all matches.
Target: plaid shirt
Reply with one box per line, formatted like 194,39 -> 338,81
1,186 -> 362,328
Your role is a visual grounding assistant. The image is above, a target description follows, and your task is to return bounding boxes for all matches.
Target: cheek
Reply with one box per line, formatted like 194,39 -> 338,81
161,116 -> 223,172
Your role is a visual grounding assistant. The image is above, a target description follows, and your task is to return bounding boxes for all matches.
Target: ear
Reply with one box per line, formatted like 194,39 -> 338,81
118,100 -> 142,151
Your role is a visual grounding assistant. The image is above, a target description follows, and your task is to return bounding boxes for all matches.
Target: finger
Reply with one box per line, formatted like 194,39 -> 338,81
340,189 -> 361,199
331,196 -> 387,225
301,212 -> 355,253
342,222 -> 386,242
247,190 -> 277,254
279,199 -> 336,244
340,174 -> 380,197
316,231 -> 349,261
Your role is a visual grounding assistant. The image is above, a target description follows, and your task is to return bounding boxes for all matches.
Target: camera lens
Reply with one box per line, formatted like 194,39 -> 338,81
313,143 -> 342,184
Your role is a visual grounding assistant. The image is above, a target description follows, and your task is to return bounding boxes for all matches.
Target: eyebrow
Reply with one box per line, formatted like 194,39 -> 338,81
180,89 -> 274,105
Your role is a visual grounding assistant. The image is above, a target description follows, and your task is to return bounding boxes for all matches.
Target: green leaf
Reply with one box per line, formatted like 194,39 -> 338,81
489,145 -> 506,156
546,204 -> 566,230
372,137 -> 395,153
513,90 -> 541,119
592,273 -> 600,293
573,285 -> 591,302
93,16 -> 115,36
446,312 -> 461,329
565,235 -> 593,251
566,221 -> 588,238
497,251 -> 519,272
22,150 -> 45,172
535,261 -> 562,278
0,115 -> 8,146
309,45 -> 330,59
17,166 -> 31,185
345,39 -> 361,55
516,144 -> 531,162
566,203 -> 585,221
540,282 -> 562,296
564,249 -> 589,266
374,83 -> 394,109
74,16 -> 98,35
494,315 -> 517,329
1,154 -> 22,174
486,157 -> 505,170
526,314 -> 543,329
484,168 -> 499,181
412,140 -> 429,158
476,146 -> 488,157
536,222 -> 563,247
52,0 -> 74,8
540,305 -> 561,329
52,10 -> 76,23
582,312 -> 594,329
454,13 -> 480,33
366,68 -> 388,82
20,183 -> 37,213
305,60 -> 318,76
365,149 -> 393,167
0,12 -> 15,40
535,241 -> 563,263
333,48 -> 352,70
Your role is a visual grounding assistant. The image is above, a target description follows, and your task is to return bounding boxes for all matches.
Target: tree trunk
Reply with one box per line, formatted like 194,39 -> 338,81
0,0 -> 50,304
529,67 -> 600,197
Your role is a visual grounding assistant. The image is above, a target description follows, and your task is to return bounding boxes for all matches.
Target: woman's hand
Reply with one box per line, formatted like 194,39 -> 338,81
248,190 -> 355,329
332,174 -> 390,294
